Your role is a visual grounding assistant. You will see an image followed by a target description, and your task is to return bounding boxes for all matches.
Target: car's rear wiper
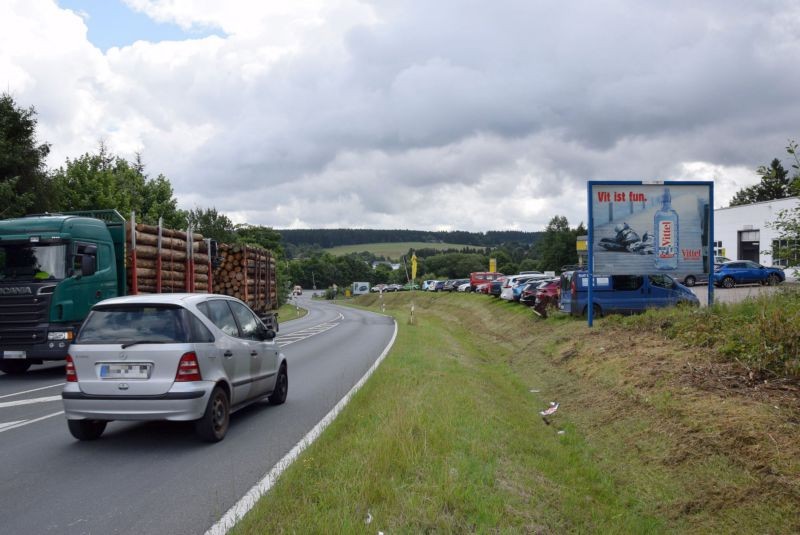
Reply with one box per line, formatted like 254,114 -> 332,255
121,340 -> 169,349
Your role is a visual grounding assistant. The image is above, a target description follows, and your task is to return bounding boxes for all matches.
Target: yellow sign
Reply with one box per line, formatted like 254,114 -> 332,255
489,258 -> 497,272
411,253 -> 418,280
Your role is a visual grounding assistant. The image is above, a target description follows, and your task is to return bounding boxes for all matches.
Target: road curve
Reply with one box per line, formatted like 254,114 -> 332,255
0,296 -> 395,535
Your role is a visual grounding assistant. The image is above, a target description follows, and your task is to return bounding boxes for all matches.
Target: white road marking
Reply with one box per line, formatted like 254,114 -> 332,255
0,420 -> 26,431
0,382 -> 64,400
0,411 -> 63,434
206,319 -> 398,535
276,321 -> 340,347
0,395 -> 62,409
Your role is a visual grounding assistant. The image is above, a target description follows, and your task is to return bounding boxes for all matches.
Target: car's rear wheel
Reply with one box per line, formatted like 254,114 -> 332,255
269,364 -> 288,405
683,275 -> 696,287
0,360 -> 31,374
721,276 -> 735,289
67,419 -> 107,441
767,274 -> 781,286
195,386 -> 229,442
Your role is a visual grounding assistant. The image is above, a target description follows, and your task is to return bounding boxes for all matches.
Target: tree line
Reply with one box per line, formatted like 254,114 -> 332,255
279,228 -> 540,250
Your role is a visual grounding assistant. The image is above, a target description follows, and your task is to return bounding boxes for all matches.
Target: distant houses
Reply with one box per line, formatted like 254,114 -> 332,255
371,260 -> 401,270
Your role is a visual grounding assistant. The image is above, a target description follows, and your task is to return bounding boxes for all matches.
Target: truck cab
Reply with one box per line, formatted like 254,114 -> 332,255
0,212 -> 123,373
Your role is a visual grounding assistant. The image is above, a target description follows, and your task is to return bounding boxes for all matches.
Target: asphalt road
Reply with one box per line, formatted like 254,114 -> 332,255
0,296 -> 395,535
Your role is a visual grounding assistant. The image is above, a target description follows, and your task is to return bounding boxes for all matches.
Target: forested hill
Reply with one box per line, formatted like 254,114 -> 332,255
278,228 -> 541,248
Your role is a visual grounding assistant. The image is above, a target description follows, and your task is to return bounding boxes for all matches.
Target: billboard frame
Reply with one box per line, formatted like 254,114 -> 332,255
586,180 -> 714,326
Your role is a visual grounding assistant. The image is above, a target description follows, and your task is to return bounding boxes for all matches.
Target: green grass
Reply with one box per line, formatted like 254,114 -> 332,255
325,241 -> 476,259
277,302 -> 308,322
231,292 -> 800,533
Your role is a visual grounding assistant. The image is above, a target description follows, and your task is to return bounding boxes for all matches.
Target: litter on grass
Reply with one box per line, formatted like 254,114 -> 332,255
529,389 -> 540,393
540,402 -> 559,417
364,511 -> 372,525
540,401 -> 559,425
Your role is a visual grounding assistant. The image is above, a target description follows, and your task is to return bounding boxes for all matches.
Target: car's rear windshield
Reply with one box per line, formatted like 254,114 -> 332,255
77,304 -> 192,344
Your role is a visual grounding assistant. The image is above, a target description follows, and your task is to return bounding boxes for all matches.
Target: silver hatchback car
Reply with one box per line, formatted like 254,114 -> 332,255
62,293 -> 288,442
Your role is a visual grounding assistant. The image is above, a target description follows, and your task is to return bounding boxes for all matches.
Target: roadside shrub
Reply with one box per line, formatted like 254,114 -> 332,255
619,288 -> 800,378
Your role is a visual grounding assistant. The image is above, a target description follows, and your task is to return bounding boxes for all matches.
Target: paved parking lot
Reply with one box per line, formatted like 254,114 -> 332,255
691,283 -> 795,307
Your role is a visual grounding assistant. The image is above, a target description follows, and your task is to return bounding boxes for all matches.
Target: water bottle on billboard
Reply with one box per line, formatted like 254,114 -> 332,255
654,187 -> 678,270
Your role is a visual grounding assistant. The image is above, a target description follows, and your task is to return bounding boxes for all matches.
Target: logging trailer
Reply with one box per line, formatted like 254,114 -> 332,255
0,210 -> 279,374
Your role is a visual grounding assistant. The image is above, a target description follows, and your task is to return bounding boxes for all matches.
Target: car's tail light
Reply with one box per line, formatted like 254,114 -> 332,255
65,355 -> 77,382
175,352 -> 202,382
571,278 -> 576,297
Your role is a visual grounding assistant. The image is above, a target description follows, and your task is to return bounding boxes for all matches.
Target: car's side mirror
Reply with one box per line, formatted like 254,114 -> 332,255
258,325 -> 276,341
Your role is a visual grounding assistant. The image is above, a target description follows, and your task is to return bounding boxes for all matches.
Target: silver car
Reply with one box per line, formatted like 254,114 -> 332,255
62,293 -> 288,442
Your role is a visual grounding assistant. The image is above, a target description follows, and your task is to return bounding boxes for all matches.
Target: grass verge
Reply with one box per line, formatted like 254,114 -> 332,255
277,302 -> 308,323
234,292 -> 799,534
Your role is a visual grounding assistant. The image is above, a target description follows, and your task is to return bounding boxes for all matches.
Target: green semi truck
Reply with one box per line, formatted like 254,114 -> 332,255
0,210 -> 278,374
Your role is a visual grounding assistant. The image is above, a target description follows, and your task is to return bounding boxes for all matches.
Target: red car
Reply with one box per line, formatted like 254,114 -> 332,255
520,279 -> 560,316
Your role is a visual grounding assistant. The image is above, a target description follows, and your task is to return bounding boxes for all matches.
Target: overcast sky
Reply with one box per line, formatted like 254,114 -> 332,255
2,0 -> 798,232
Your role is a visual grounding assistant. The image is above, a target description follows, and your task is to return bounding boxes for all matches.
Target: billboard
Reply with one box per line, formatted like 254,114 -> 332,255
588,181 -> 713,276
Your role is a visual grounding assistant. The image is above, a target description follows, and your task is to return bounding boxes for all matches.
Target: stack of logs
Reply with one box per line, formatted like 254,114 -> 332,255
126,223 -> 210,293
212,243 -> 276,313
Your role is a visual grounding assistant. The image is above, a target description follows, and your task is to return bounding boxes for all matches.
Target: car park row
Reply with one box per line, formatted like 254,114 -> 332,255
384,259 -> 789,319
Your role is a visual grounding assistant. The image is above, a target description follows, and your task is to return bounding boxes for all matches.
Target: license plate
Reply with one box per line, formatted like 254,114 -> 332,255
98,363 -> 151,379
3,351 -> 26,359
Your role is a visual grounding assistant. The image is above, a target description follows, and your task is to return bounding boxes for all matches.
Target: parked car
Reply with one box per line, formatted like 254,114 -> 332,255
558,271 -> 699,317
518,282 -> 541,306
489,277 -> 506,297
500,275 -> 540,301
444,278 -> 469,292
678,272 -> 709,287
714,255 -> 732,265
434,280 -> 446,291
422,279 -> 437,290
61,293 -> 287,442
469,271 -> 504,291
713,261 -> 785,288
402,282 -> 420,290
457,281 -> 473,292
510,275 -> 550,301
534,279 -> 561,311
371,284 -> 388,293
475,282 -> 491,294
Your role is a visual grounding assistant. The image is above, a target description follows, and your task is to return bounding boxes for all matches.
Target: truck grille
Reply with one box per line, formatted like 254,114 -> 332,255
0,294 -> 49,345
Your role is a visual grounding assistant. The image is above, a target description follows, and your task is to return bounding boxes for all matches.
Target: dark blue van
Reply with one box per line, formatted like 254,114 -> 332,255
558,271 -> 699,317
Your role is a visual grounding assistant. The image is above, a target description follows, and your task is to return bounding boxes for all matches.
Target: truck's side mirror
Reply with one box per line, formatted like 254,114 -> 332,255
80,245 -> 97,277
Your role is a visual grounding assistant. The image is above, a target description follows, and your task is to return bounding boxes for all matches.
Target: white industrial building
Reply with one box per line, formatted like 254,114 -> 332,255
714,196 -> 799,266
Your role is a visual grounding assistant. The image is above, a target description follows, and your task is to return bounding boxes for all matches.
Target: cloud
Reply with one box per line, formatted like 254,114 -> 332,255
1,0 -> 798,232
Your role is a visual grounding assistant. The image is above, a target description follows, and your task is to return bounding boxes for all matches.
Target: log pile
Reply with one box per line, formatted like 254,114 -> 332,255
212,243 -> 277,313
126,223 -> 210,294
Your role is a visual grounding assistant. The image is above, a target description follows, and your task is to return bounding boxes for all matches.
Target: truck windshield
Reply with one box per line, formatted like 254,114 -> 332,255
0,243 -> 68,281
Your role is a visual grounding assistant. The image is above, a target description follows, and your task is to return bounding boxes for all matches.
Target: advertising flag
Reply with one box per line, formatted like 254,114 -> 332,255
411,253 -> 418,280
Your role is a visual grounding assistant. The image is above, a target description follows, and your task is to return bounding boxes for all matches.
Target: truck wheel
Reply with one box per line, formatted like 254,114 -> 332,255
0,360 -> 31,374
269,364 -> 288,405
683,275 -> 696,287
195,386 -> 229,442
67,419 -> 107,441
721,276 -> 735,289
